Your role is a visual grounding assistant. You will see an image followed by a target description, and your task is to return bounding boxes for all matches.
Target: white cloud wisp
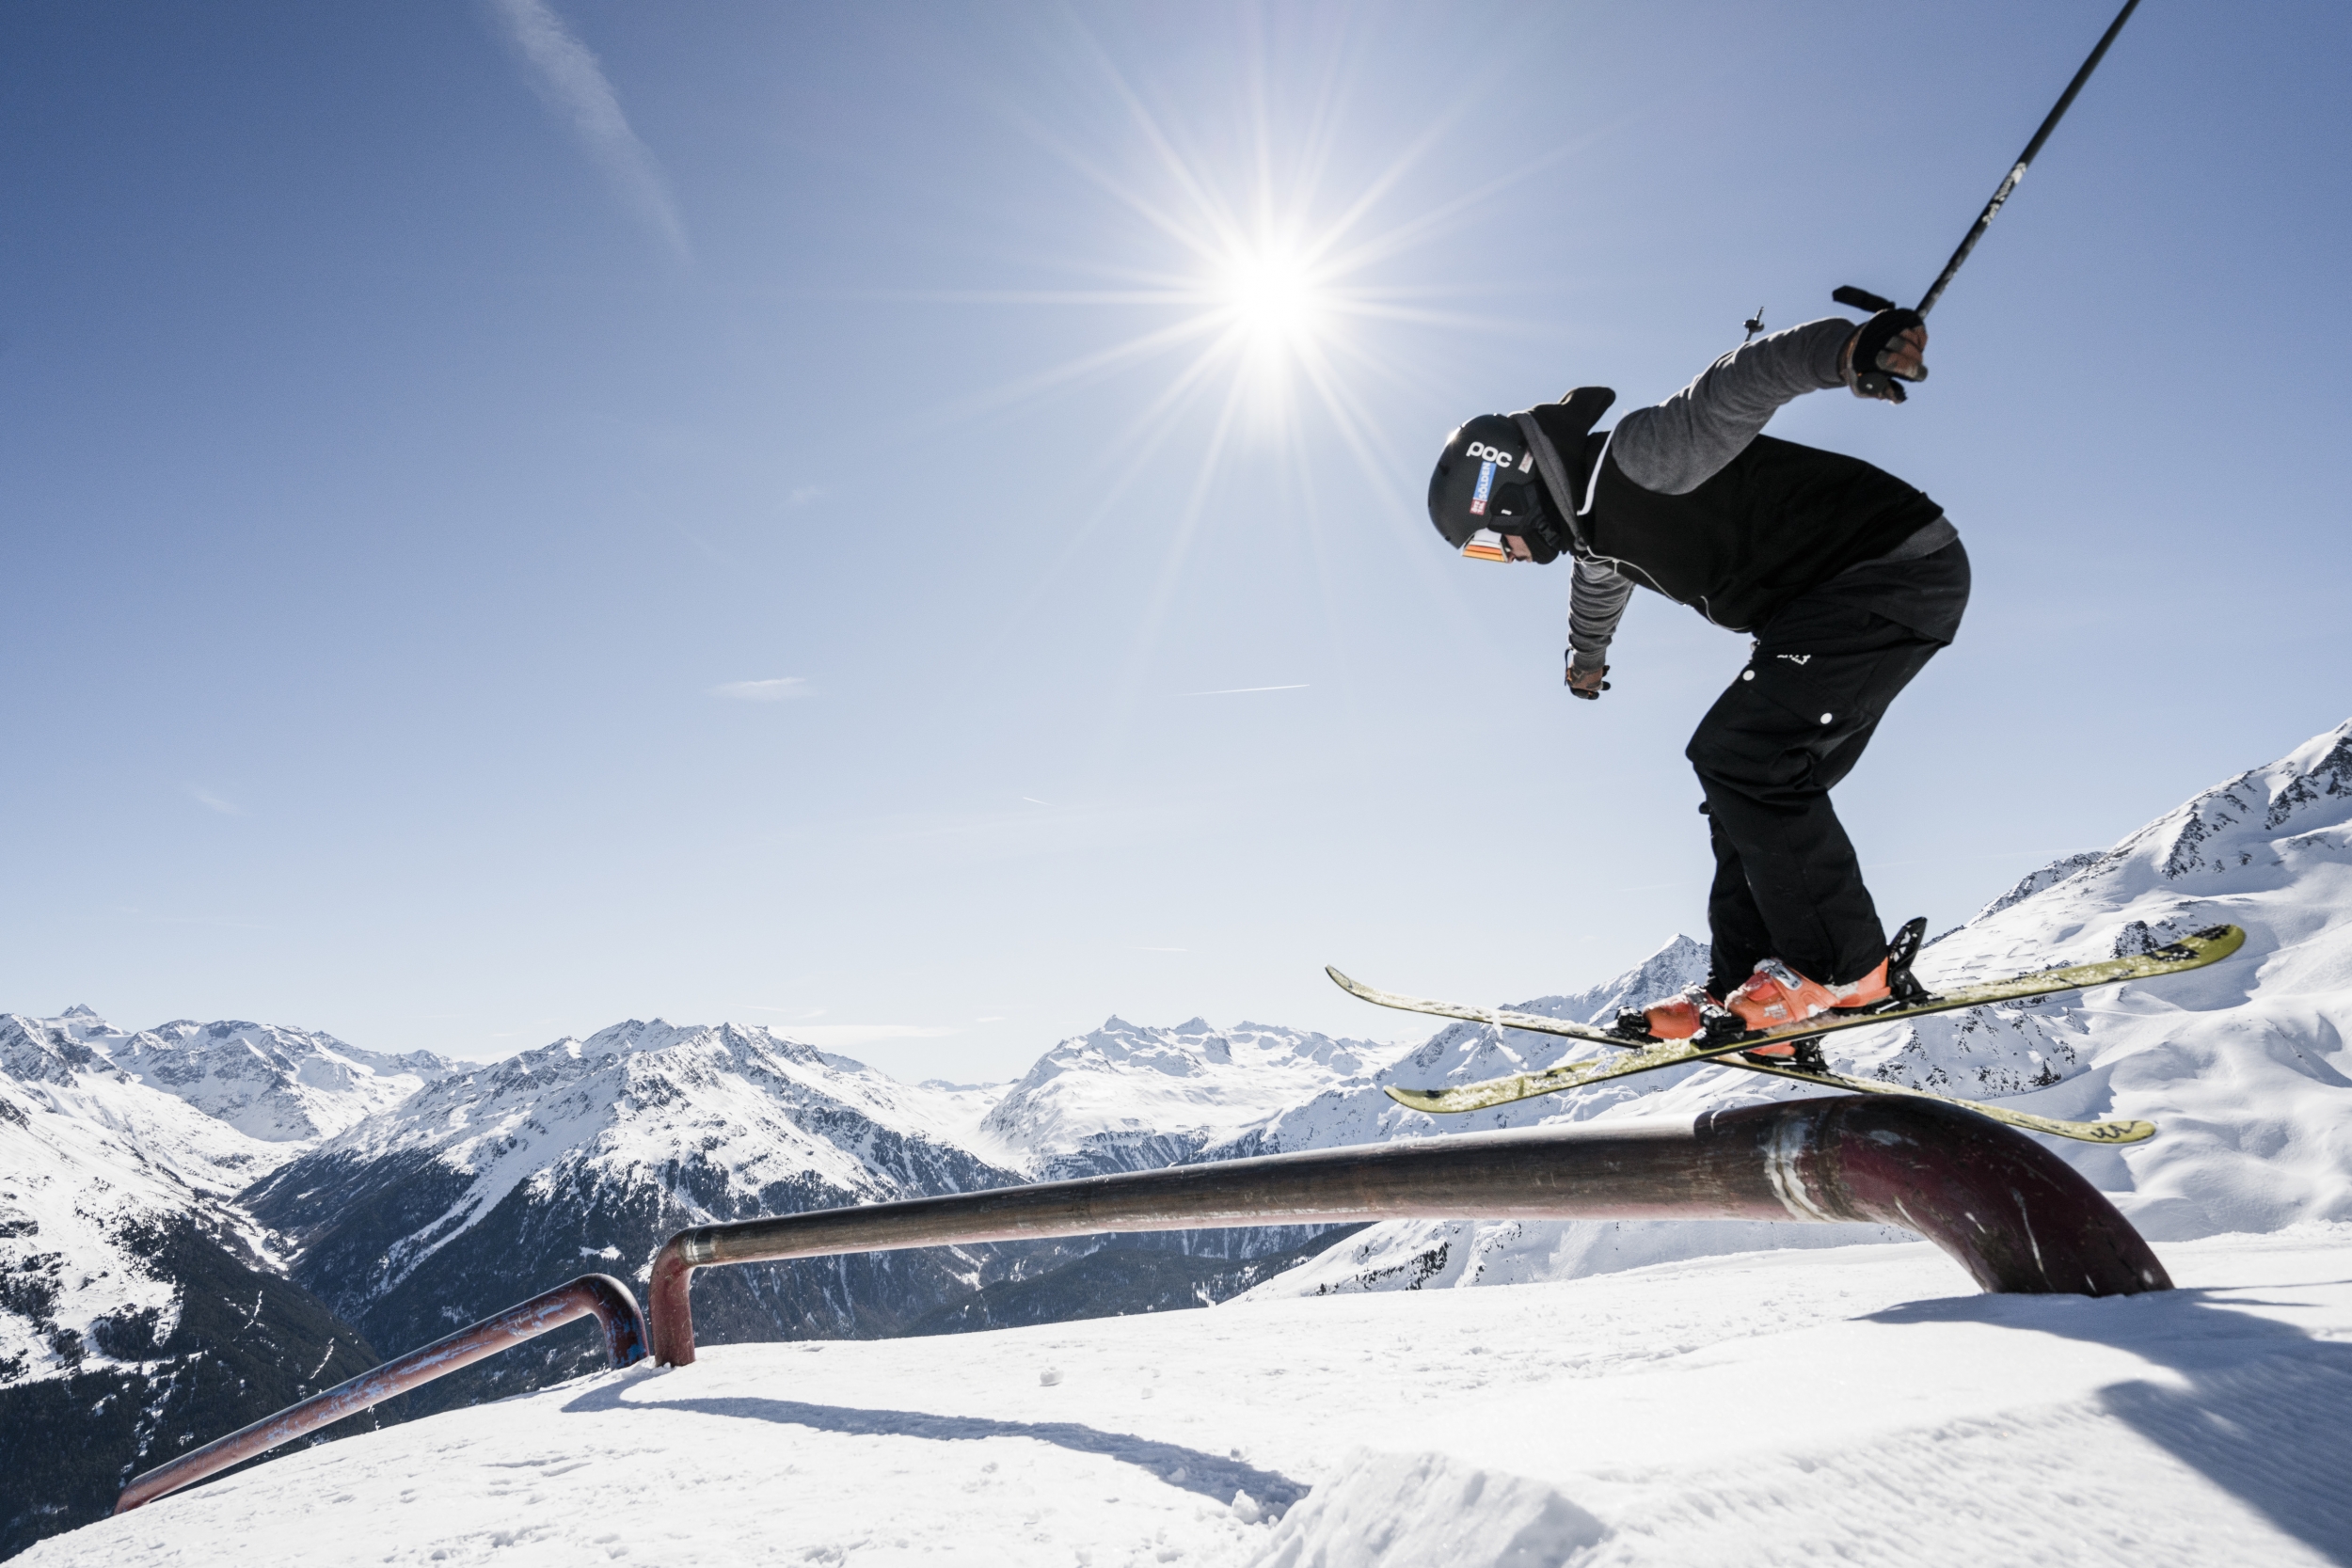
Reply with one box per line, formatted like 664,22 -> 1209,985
713,677 -> 809,703
485,0 -> 690,260
189,787 -> 242,816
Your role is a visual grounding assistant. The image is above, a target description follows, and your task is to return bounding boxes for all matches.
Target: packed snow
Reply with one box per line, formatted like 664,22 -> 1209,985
25,1226 -> 2349,1567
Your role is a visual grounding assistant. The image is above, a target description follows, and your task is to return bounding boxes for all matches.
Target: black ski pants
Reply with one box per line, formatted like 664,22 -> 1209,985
1686,540 -> 1970,995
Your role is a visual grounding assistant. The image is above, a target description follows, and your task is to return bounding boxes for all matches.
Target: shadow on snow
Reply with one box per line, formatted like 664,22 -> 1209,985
1868,1280 -> 2352,1566
559,1379 -> 1309,1514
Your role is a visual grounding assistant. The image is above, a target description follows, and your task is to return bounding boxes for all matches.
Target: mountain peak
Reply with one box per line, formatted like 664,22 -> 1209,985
8,1015 -> 455,1144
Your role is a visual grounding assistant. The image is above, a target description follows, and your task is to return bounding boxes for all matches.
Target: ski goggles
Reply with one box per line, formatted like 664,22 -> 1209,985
1459,529 -> 1515,563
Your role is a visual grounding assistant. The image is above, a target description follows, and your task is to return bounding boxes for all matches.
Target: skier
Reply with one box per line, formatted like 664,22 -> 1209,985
1424,311 -> 1963,1052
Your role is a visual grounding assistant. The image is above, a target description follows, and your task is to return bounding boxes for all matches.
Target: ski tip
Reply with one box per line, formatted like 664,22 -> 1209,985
2090,1119 -> 2159,1145
1325,964 -> 1359,993
1382,1084 -> 1450,1114
2179,924 -> 2247,960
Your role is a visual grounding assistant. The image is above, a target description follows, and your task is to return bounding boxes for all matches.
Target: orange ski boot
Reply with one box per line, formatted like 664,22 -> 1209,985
1732,917 -> 1931,1057
1725,957 -> 1891,1057
1620,921 -> 1930,1053
1617,986 -> 1740,1044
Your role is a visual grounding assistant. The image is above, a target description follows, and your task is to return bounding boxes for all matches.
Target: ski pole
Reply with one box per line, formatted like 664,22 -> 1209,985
1834,0 -> 2142,397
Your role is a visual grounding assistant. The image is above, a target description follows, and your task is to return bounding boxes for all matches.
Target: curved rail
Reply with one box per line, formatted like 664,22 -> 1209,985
647,1095 -> 2169,1365
114,1273 -> 647,1514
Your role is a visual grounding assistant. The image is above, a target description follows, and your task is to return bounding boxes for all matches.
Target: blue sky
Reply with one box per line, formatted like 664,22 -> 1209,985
4,1 -> 2346,1079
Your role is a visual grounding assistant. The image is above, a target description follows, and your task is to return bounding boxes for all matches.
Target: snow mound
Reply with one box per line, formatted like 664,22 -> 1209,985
1253,1449 -> 1605,1568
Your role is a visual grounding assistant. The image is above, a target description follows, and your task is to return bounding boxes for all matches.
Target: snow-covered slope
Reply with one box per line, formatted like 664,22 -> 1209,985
95,1014 -> 448,1143
0,1014 -> 293,1207
20,1006 -> 451,1145
1255,719 -> 2352,1299
12,718 -> 2352,1558
25,1226 -> 2349,1567
267,1016 -> 1009,1271
1896,717 -> 2352,1237
0,1017 -> 283,1386
0,1005 -> 446,1392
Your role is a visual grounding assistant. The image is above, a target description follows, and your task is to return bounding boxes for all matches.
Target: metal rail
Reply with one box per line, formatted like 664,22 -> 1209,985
114,1273 -> 647,1514
646,1095 -> 2169,1365
112,1096 -> 2169,1509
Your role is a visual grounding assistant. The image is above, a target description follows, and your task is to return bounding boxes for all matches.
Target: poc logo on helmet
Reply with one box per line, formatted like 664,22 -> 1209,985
1465,441 -> 1534,474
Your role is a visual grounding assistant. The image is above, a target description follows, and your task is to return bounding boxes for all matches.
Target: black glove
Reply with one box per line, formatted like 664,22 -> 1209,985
1846,309 -> 1928,403
1565,654 -> 1610,700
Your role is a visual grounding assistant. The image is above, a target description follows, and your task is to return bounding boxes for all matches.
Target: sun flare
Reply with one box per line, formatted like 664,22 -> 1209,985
932,32 -> 1534,532
907,24 -> 1561,745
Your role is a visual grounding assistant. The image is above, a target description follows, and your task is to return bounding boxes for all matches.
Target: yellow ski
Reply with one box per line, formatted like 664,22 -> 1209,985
1335,925 -> 2244,1142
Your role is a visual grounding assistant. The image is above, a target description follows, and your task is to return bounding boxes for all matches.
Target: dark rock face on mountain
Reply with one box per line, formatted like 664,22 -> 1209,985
0,1214 -> 381,1560
238,1020 -> 1046,1412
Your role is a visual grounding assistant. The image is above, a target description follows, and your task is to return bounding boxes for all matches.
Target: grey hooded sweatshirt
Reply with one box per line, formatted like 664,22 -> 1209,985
1565,317 -> 1958,673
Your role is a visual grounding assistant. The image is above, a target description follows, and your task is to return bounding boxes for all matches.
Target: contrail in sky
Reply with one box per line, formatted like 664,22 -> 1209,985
485,0 -> 689,260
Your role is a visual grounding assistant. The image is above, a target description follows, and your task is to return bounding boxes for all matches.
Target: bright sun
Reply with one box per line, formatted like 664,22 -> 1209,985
1219,243 -> 1325,350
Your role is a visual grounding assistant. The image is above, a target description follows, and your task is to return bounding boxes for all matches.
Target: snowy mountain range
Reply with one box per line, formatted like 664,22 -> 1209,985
982,1017 -> 1411,1178
7,717 -> 2351,1560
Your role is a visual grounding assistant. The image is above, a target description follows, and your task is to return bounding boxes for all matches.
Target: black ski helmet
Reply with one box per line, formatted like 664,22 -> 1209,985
1426,414 -> 1567,563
